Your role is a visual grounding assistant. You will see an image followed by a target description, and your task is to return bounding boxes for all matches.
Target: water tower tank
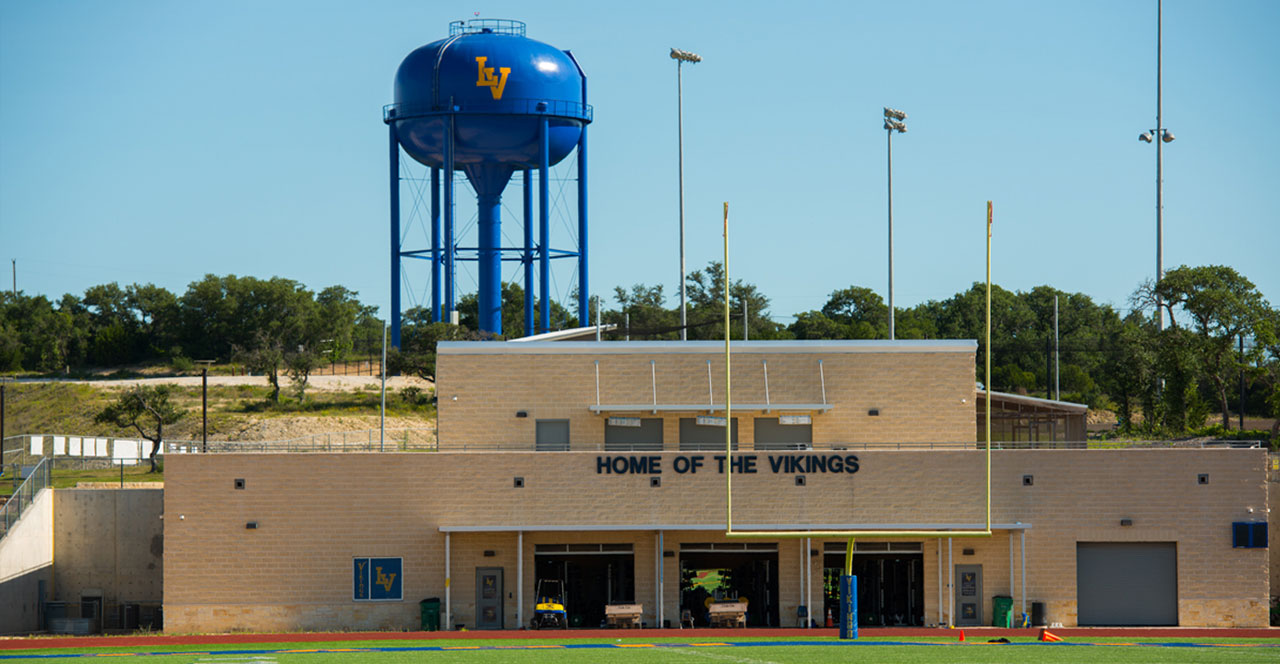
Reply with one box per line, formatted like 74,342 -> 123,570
386,19 -> 592,338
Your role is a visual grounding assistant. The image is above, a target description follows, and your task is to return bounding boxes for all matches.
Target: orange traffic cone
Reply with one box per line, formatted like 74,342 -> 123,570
958,630 -> 965,642
825,607 -> 833,628
1039,628 -> 1063,642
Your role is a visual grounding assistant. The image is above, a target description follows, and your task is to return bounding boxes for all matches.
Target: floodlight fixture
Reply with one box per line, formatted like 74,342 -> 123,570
670,48 -> 702,63
1139,132 -> 1154,143
1161,130 -> 1175,143
884,107 -> 907,121
884,119 -> 907,133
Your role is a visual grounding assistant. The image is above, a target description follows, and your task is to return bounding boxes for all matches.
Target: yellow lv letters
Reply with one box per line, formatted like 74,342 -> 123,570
375,567 -> 397,592
475,56 -> 510,100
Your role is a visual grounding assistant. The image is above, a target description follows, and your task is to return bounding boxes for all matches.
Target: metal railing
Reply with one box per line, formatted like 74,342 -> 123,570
4,432 -> 1266,457
163,428 -> 437,454
1,456 -> 51,541
384,98 -> 593,123
434,439 -> 1267,453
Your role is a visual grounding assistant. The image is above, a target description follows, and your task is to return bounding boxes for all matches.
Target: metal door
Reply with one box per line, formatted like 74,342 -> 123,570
954,565 -> 982,626
535,420 -> 570,451
475,567 -> 504,629
1077,542 -> 1177,625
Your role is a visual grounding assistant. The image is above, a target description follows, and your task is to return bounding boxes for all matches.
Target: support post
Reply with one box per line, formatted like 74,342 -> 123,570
476,191 -> 503,335
389,122 -> 402,348
517,531 -> 523,629
444,114 -> 456,320
887,127 -> 895,340
1020,530 -> 1027,621
523,170 -> 534,337
444,533 -> 451,631
577,125 -> 589,327
657,530 -> 664,627
539,118 -> 551,333
431,167 -> 442,323
201,369 -> 207,453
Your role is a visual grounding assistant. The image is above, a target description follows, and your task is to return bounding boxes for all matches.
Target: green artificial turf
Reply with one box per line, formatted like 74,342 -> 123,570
4,636 -> 1279,664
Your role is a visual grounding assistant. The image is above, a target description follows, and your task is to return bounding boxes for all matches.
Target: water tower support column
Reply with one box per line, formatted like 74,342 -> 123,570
577,125 -> 589,328
539,118 -> 551,333
431,167 -> 441,323
444,115 -> 457,320
476,190 -> 503,334
389,122 -> 402,348
523,170 -> 535,336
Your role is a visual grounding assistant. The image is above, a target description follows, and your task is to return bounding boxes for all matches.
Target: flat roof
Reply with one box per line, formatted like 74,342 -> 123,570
439,339 -> 978,355
508,324 -> 618,342
982,390 -> 1088,412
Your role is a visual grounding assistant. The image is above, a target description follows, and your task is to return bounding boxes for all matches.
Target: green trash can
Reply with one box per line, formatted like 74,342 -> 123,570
420,597 -> 441,631
991,595 -> 1013,627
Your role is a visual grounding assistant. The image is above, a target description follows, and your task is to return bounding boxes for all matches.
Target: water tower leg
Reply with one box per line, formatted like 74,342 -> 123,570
477,192 -> 503,335
577,126 -> 589,328
389,122 -> 402,348
444,115 -> 456,320
431,167 -> 442,323
538,118 -> 551,333
523,169 -> 534,337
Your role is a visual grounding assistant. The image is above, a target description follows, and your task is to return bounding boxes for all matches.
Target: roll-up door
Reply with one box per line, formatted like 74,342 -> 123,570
1076,542 -> 1177,626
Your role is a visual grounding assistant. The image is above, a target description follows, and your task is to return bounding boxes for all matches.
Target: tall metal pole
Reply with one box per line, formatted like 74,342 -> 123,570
1239,334 -> 1245,430
201,368 -> 208,453
1155,0 -> 1164,332
887,128 -> 895,340
677,60 -> 688,341
380,323 -> 387,451
389,123 -> 402,347
1054,295 -> 1060,401
883,108 -> 906,339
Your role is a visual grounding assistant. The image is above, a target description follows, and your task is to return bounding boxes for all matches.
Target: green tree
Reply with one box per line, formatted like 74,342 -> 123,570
605,284 -> 680,339
391,307 -> 471,380
94,385 -> 185,472
685,262 -> 786,340
1151,265 -> 1276,429
126,283 -> 180,359
821,286 -> 888,339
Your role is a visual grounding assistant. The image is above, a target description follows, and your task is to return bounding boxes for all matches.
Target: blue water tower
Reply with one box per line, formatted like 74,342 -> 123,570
385,19 -> 592,342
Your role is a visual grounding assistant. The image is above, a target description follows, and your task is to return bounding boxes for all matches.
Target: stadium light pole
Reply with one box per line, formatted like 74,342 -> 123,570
884,108 -> 907,340
671,47 -> 701,340
1139,0 -> 1174,333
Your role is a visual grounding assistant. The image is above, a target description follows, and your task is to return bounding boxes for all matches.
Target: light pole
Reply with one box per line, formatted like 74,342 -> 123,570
671,47 -> 701,340
1139,0 -> 1174,332
884,107 -> 907,340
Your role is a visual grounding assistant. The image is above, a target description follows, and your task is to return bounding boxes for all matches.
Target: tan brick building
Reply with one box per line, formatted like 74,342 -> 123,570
163,340 -> 1270,632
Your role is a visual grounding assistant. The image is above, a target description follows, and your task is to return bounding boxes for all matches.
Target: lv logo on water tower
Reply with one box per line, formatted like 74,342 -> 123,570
475,57 -> 510,100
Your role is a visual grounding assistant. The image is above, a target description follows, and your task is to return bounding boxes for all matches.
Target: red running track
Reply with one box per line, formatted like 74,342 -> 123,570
1,626 -> 1276,651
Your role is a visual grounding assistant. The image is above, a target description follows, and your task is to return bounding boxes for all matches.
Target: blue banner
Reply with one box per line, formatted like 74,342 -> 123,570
353,558 -> 370,601
370,558 -> 403,600
354,557 -> 402,601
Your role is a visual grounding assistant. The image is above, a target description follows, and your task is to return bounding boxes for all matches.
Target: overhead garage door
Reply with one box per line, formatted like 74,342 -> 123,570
1077,542 -> 1177,626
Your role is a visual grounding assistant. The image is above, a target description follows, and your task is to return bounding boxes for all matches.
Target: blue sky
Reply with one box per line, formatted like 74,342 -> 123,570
2,0 -> 1276,324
